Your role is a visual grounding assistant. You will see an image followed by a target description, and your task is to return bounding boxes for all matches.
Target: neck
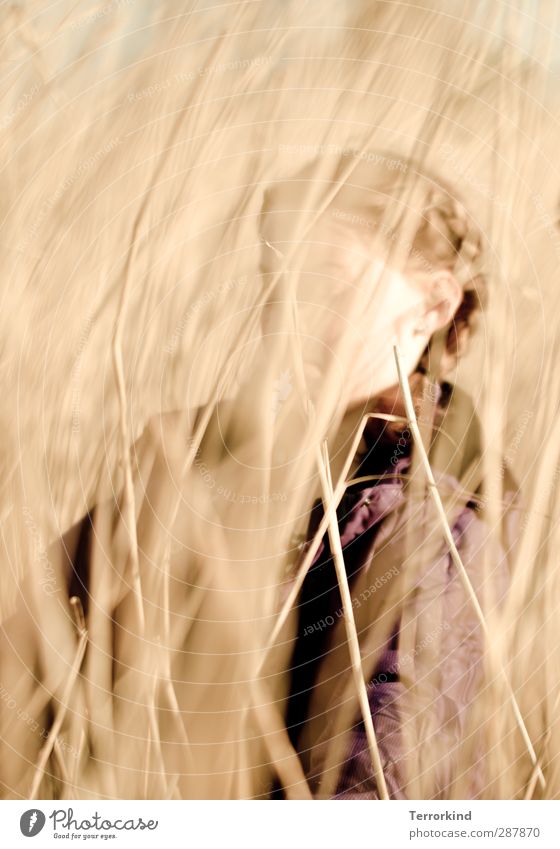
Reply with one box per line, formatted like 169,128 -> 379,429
324,399 -> 378,489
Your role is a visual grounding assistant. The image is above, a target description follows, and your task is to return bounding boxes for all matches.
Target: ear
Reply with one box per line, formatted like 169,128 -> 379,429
423,270 -> 463,335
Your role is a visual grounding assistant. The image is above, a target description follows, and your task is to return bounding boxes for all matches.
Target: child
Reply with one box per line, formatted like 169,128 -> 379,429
279,157 -> 517,798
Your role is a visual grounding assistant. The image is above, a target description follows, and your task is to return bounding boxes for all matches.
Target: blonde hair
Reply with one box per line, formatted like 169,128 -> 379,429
330,156 -> 487,368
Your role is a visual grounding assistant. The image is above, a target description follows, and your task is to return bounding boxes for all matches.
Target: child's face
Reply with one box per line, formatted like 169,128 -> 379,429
296,209 -> 438,405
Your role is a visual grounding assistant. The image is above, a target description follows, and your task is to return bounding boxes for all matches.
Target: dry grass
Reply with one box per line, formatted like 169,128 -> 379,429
1,0 -> 560,801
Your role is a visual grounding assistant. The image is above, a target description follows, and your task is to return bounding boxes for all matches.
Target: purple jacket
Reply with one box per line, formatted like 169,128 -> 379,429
287,382 -> 519,799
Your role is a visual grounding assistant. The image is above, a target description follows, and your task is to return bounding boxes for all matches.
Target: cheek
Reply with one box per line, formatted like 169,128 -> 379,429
296,244 -> 425,357
357,266 -> 419,338
390,272 -> 426,335
360,270 -> 427,370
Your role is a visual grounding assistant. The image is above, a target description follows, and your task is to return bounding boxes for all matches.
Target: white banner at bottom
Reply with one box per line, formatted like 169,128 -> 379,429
1,799 -> 558,848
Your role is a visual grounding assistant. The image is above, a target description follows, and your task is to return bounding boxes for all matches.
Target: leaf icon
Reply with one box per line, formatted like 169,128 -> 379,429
275,368 -> 293,402
271,368 -> 293,419
20,808 -> 46,837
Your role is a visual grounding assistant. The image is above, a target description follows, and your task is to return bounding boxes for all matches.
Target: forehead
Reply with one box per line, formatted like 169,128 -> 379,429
303,204 -> 377,257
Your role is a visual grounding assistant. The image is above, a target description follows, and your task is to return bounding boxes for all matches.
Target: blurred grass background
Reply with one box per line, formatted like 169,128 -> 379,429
1,0 -> 560,799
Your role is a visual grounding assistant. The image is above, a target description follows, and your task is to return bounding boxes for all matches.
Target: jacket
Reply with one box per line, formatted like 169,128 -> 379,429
286,380 -> 520,799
